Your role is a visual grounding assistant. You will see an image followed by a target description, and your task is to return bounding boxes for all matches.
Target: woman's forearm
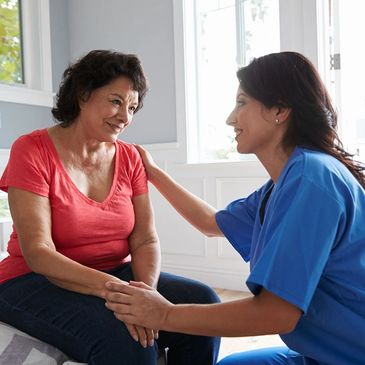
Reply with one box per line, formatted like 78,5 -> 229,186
24,245 -> 123,298
131,240 -> 161,288
149,166 -> 222,237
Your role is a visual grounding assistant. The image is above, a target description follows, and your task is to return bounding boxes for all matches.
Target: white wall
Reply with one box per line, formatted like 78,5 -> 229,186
147,147 -> 269,290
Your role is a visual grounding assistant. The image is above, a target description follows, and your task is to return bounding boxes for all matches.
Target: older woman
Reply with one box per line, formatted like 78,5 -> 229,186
0,50 -> 220,365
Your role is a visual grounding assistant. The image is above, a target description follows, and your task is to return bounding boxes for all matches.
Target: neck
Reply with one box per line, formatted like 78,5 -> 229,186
49,125 -> 114,168
54,124 -> 112,157
256,145 -> 295,183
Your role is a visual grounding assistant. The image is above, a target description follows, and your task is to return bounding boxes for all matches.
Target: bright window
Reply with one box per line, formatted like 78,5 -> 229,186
177,0 -> 365,164
0,0 -> 23,84
318,0 -> 365,163
180,0 -> 280,162
0,0 -> 53,107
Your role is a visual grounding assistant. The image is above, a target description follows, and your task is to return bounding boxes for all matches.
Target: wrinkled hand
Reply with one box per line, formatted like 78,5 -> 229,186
104,280 -> 158,348
125,323 -> 158,348
134,145 -> 159,181
105,281 -> 173,331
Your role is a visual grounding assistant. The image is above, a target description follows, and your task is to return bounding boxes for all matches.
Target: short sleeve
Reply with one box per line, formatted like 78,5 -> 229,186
246,176 -> 345,313
129,146 -> 148,197
215,183 -> 269,262
0,135 -> 50,197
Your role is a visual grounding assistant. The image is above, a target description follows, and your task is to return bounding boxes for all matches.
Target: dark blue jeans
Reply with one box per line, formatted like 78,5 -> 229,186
0,263 -> 220,365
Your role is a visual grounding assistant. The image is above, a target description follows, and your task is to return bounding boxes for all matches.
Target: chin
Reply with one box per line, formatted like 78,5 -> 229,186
108,130 -> 122,140
236,145 -> 250,154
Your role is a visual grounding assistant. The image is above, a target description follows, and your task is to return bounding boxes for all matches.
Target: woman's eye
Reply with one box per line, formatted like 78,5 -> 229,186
111,99 -> 121,106
236,100 -> 245,108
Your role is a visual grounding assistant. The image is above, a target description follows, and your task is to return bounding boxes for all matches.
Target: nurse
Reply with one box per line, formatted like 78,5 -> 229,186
105,51 -> 365,365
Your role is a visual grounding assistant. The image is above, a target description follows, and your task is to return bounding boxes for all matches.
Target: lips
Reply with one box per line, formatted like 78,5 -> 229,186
106,121 -> 124,133
234,128 -> 242,137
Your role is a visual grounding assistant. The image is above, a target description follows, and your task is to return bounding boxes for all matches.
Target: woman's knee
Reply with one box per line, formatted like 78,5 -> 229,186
158,272 -> 220,305
78,317 -> 158,365
190,280 -> 221,304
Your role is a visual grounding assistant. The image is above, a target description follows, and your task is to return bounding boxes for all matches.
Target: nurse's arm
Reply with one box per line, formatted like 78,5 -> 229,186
106,282 -> 302,336
135,145 -> 223,237
164,288 -> 302,336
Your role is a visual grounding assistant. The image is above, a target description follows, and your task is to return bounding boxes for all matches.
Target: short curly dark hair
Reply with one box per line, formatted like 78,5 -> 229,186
52,50 -> 148,127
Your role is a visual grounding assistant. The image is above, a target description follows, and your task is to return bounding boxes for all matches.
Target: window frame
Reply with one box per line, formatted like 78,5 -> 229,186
0,0 -> 53,107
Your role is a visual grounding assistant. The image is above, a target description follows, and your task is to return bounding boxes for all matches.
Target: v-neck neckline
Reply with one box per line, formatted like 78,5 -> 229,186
259,183 -> 274,225
44,129 -> 119,207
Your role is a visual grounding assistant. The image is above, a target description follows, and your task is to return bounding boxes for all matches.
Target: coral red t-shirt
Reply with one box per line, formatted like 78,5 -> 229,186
0,129 -> 148,284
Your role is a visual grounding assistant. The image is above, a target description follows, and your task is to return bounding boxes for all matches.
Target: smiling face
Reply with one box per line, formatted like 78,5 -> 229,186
77,76 -> 139,143
226,87 -> 287,157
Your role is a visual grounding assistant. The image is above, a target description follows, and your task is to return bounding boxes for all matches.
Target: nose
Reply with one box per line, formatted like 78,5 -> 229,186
226,109 -> 236,126
116,106 -> 131,125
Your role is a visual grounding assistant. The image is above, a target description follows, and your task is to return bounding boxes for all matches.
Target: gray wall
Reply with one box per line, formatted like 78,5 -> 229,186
0,0 -> 177,148
0,0 -> 70,148
50,0 -> 71,91
0,102 -> 51,148
67,0 -> 177,145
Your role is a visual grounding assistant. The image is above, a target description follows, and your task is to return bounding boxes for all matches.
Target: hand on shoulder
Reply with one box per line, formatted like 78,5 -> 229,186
134,144 -> 160,182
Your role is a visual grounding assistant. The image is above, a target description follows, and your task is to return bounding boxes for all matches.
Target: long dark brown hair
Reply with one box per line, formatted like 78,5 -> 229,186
237,51 -> 365,188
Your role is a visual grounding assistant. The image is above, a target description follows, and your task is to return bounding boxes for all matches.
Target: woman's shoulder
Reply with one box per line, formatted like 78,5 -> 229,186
115,140 -> 140,160
11,129 -> 48,150
9,130 -> 51,160
115,140 -> 145,177
291,147 -> 352,180
281,146 -> 362,201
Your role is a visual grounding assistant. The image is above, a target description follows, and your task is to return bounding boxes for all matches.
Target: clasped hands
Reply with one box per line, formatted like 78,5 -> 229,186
105,280 -> 173,348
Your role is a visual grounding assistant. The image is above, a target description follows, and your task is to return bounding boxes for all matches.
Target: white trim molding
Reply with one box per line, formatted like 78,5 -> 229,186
0,84 -> 54,107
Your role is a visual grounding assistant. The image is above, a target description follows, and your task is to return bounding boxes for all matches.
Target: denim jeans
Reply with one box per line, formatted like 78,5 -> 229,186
217,347 -> 310,365
0,263 -> 220,365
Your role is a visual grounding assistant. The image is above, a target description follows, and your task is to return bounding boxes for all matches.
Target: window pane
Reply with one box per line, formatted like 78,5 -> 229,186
0,191 -> 10,218
195,0 -> 280,162
0,0 -> 23,84
237,0 -> 280,65
336,0 -> 365,162
322,0 -> 365,162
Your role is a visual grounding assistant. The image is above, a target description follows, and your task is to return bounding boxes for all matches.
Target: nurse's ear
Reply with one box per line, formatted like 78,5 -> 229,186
273,105 -> 292,125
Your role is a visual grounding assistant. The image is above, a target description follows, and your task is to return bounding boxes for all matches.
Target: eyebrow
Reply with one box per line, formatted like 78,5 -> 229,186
237,91 -> 247,98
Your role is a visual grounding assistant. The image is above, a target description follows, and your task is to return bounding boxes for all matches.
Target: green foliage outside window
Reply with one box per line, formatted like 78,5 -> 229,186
0,0 -> 23,84
0,194 -> 10,218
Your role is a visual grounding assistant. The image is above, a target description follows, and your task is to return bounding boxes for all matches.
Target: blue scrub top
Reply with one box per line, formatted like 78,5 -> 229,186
216,147 -> 365,365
